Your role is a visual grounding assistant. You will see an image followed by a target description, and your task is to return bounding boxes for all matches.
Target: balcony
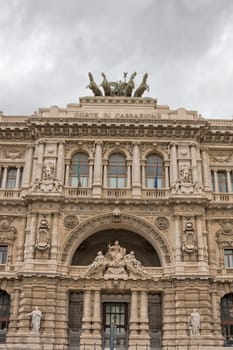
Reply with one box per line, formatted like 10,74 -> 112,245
63,187 -> 92,197
212,193 -> 233,203
63,187 -> 168,199
0,189 -> 21,199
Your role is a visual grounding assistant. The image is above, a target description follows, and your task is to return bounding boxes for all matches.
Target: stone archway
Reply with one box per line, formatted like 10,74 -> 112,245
71,228 -> 161,267
60,213 -> 172,266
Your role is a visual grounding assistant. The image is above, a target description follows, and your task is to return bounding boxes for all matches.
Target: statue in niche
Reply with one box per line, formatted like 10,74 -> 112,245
26,306 -> 42,333
180,165 -> 191,183
87,72 -> 103,96
43,162 -> 55,180
188,309 -> 201,336
133,73 -> 149,97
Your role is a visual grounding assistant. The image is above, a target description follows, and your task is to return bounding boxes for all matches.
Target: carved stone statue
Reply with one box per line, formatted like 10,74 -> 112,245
43,163 -> 55,180
100,73 -> 112,96
133,73 -> 149,97
86,72 -> 103,96
26,306 -> 42,332
106,240 -> 126,265
188,309 -> 200,336
86,73 -> 149,97
125,72 -> 137,97
85,241 -> 150,279
86,251 -> 105,274
180,165 -> 191,183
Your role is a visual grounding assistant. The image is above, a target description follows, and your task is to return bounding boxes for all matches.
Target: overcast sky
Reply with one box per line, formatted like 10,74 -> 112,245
1,0 -> 233,118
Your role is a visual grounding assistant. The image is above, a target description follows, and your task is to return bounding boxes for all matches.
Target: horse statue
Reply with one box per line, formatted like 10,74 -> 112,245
125,72 -> 137,97
100,73 -> 112,96
133,73 -> 149,97
86,72 -> 103,96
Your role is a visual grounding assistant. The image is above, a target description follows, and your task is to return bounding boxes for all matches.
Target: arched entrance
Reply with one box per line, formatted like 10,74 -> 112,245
68,228 -> 163,350
0,290 -> 10,344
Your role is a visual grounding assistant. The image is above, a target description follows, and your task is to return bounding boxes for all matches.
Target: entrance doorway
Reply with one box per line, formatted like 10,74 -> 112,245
103,302 -> 128,350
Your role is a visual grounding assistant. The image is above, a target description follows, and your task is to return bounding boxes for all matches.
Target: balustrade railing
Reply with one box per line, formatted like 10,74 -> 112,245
212,193 -> 233,202
0,189 -> 21,198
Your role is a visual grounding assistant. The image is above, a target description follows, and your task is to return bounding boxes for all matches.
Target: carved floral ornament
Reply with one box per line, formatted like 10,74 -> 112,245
64,215 -> 79,229
216,220 -> 233,248
61,213 -> 172,265
155,217 -> 169,230
209,151 -> 232,163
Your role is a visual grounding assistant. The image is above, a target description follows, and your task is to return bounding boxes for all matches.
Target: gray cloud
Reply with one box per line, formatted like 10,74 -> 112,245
0,0 -> 233,118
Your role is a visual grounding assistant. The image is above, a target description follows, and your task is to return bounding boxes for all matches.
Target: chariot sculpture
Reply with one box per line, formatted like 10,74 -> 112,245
86,72 -> 149,97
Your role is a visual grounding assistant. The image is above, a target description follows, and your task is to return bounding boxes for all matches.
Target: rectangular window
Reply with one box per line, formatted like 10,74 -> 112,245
218,171 -> 227,192
6,168 -> 17,189
211,171 -> 215,192
0,246 -> 7,265
224,249 -> 233,268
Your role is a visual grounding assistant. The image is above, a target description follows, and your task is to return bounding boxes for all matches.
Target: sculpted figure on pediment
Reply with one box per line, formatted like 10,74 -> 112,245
84,241 -> 150,279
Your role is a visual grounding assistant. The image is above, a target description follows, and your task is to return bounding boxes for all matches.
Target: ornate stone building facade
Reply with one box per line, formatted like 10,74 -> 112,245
0,91 -> 233,349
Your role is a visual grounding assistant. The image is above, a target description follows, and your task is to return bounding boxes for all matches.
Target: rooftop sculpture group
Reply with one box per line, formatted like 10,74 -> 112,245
87,72 -> 149,97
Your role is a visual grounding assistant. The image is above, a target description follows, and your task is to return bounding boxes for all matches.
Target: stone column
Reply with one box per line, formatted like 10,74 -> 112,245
196,216 -> 204,263
127,160 -> 132,188
37,140 -> 45,180
93,141 -> 103,197
174,215 -> 181,263
140,291 -> 149,335
141,160 -> 146,188
1,166 -> 8,188
227,170 -> 231,192
16,216 -> 26,263
65,163 -> 70,186
201,148 -> 211,190
190,143 -> 198,184
88,158 -> 94,188
206,219 -> 217,268
28,213 -> 37,260
22,145 -> 34,187
50,213 -> 58,263
129,290 -> 138,336
57,142 -> 65,182
164,161 -> 169,188
170,143 -> 177,185
92,289 -> 102,349
132,142 -> 141,197
214,170 -> 219,192
103,160 -> 108,188
81,290 -> 92,336
15,166 -> 21,188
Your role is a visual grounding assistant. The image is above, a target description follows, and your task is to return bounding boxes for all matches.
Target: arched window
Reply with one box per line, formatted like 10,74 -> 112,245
69,153 -> 89,187
145,154 -> 164,189
221,293 -> 233,342
108,153 -> 127,189
0,290 -> 10,343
